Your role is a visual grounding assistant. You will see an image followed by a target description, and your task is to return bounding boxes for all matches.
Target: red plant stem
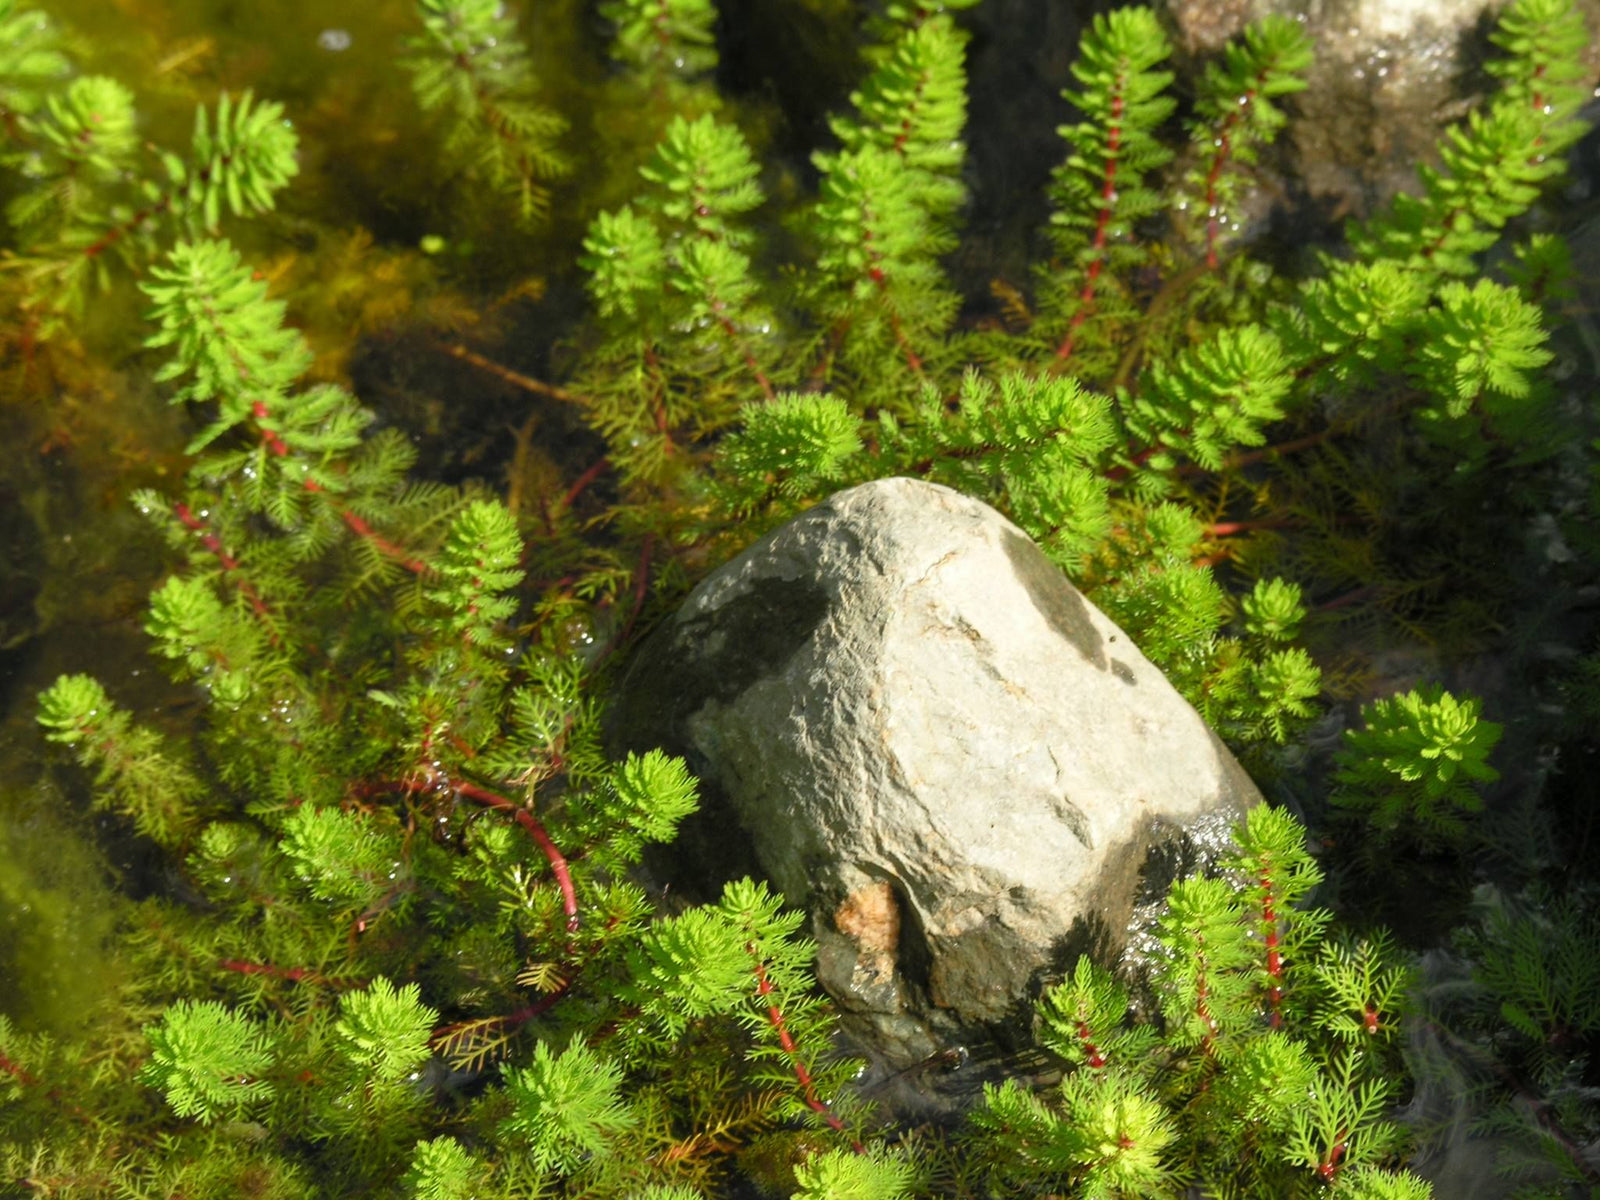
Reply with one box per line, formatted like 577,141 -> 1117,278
173,502 -> 239,570
219,958 -> 314,982
807,318 -> 851,390
746,945 -> 866,1154
1201,123 -> 1242,270
429,914 -> 625,1067
716,315 -> 776,401
1205,516 -> 1297,538
1316,1135 -> 1348,1181
0,1048 -> 96,1124
908,441 -> 988,476
1112,419 -> 1342,486
1418,63 -> 1560,267
250,399 -> 290,457
1055,81 -> 1126,365
886,43 -> 940,152
215,958 -> 356,988
1076,1019 -> 1108,1069
536,491 -> 555,540
693,263 -> 777,401
863,226 -> 925,377
622,534 -> 654,641
641,345 -> 677,452
83,192 -> 173,260
173,502 -> 278,633
1197,68 -> 1274,269
1192,948 -> 1220,1055
1101,438 -> 1163,484
455,55 -> 545,196
456,780 -> 580,934
245,394 -> 430,575
0,1051 -> 39,1087
1313,583 -> 1379,613
529,572 -> 580,596
562,457 -> 612,510
359,775 -> 579,934
651,0 -> 674,61
1108,342 -> 1353,485
867,275 -> 925,377
302,479 -> 429,574
429,981 -> 573,1056
1257,867 -> 1285,1029
887,306 -> 923,376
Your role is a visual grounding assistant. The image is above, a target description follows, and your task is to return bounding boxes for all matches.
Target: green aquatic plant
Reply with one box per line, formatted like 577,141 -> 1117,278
3,0 -> 1599,1196
1330,686 -> 1504,845
402,0 -> 572,227
0,34 -> 298,327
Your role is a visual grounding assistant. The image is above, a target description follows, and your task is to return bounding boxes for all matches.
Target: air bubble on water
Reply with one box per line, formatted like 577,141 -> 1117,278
316,29 -> 351,52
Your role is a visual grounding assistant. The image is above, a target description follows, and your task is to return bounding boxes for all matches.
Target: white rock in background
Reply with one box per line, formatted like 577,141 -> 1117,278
610,477 -> 1263,1079
1161,0 -> 1600,230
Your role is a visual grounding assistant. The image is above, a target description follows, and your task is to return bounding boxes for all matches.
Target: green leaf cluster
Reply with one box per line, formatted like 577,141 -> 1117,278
1331,685 -> 1503,844
961,805 -> 1423,1198
1,31 -> 298,324
402,0 -> 571,226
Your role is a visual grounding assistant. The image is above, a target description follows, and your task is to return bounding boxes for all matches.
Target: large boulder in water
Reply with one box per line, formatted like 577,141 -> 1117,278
608,478 -> 1262,1096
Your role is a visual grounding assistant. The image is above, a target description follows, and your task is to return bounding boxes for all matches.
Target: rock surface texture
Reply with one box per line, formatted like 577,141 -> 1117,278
608,478 -> 1263,1102
1162,0 -> 1600,232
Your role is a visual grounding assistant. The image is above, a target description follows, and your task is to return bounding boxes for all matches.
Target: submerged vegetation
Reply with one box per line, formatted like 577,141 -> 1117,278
1,0 -> 1599,1196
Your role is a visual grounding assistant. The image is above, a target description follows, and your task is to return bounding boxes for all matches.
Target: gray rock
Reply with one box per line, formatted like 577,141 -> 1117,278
608,478 -> 1262,1111
1161,0 -> 1600,233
